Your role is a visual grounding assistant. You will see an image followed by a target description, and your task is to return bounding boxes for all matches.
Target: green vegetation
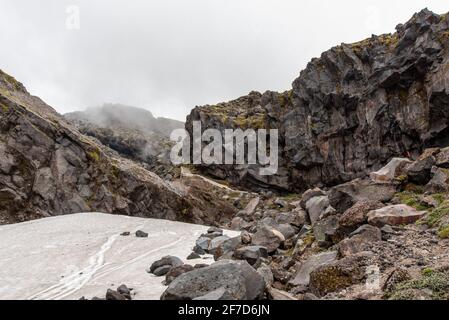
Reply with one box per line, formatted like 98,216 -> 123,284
438,225 -> 449,239
233,114 -> 267,130
282,193 -> 301,201
387,270 -> 449,300
426,202 -> 449,227
378,33 -> 399,47
422,268 -> 434,276
395,186 -> 449,238
395,190 -> 429,211
1,73 -> 22,91
87,149 -> 101,163
0,102 -> 8,112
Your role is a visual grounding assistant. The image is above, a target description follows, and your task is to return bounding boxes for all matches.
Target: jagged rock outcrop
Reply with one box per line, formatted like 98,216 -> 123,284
186,9 -> 449,192
65,105 -> 183,179
0,70 -> 235,225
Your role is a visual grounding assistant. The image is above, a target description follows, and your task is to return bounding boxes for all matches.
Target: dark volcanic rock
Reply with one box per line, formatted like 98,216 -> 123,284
252,225 -> 285,254
160,260 -> 266,300
148,256 -> 183,276
106,289 -> 128,301
185,9 -> 449,193
405,148 -> 439,184
234,246 -> 269,267
135,230 -> 148,238
165,264 -> 195,285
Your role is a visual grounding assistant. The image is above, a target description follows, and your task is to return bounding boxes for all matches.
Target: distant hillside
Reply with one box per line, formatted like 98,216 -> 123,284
65,104 -> 184,138
64,104 -> 184,179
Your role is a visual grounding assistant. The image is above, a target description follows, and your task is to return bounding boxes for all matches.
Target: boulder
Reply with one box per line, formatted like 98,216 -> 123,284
213,236 -> 242,260
106,289 -> 128,301
300,188 -> 326,209
367,204 -> 427,227
313,216 -> 339,244
208,235 -> 231,255
275,210 -> 306,228
288,251 -> 338,288
187,252 -> 201,260
153,265 -> 172,277
309,252 -> 377,297
370,158 -> 411,183
148,256 -> 183,275
194,237 -> 211,253
252,225 -> 285,254
338,200 -> 384,233
161,260 -> 266,300
135,230 -> 148,238
276,224 -> 297,240
116,285 -> 132,300
328,179 -> 397,213
305,195 -> 334,226
234,246 -> 269,267
425,167 -> 448,193
165,264 -> 195,285
405,149 -> 439,185
338,225 -> 382,257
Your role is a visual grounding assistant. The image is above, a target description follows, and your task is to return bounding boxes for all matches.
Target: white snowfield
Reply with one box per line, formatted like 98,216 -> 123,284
0,212 -> 238,300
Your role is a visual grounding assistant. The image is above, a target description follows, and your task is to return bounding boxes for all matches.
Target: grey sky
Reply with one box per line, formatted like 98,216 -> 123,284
0,0 -> 447,121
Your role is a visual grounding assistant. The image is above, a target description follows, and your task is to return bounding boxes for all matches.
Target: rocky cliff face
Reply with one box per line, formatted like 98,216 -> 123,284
65,105 -> 182,179
187,9 -> 449,192
0,71 -> 235,225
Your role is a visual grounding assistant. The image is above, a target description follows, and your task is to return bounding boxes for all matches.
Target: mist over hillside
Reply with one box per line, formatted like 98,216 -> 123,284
65,104 -> 184,138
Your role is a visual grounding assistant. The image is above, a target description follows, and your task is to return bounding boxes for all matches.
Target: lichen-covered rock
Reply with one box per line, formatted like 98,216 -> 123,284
309,252 -> 377,297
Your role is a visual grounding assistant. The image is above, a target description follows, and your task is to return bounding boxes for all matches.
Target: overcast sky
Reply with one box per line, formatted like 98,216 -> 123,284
0,0 -> 447,121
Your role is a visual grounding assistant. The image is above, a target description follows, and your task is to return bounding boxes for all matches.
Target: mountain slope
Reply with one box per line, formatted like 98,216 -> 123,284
187,9 -> 449,192
0,70 -> 234,225
65,105 -> 182,179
